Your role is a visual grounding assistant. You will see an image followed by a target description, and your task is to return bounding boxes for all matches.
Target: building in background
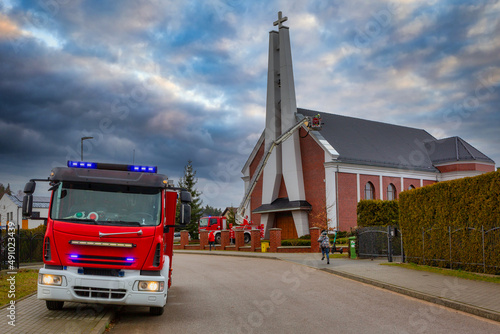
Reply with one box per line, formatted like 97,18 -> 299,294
0,194 -> 49,229
241,13 -> 495,238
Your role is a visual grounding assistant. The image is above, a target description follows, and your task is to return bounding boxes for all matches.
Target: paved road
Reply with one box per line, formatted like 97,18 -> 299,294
110,254 -> 500,334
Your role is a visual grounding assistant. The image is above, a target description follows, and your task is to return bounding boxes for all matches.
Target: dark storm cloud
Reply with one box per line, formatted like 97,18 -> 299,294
1,0 -> 499,208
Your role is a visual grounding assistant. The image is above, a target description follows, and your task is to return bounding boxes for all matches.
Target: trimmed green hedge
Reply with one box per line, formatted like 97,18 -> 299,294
281,239 -> 311,246
399,171 -> 500,274
357,200 -> 399,227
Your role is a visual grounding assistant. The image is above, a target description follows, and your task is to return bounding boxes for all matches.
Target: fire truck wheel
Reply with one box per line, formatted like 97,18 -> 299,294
244,234 -> 251,244
150,306 -> 165,316
215,234 -> 221,244
46,300 -> 64,310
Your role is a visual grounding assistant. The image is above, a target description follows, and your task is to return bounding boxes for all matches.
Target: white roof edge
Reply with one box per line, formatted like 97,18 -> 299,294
295,112 -> 339,159
241,131 -> 265,174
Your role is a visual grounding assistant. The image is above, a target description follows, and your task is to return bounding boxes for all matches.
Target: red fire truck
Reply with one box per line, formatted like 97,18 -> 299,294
198,216 -> 255,244
22,161 -> 191,315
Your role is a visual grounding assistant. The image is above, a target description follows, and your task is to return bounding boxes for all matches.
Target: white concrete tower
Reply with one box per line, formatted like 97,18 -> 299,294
260,12 -> 309,237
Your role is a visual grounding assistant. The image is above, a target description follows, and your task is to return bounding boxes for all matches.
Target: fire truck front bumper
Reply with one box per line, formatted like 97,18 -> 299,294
37,266 -> 168,308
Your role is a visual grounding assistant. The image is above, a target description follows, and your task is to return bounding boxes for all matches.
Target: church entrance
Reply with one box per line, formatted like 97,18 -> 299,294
275,212 -> 298,240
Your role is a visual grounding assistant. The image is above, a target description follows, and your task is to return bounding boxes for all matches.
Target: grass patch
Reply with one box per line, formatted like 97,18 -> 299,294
381,262 -> 500,284
0,269 -> 39,307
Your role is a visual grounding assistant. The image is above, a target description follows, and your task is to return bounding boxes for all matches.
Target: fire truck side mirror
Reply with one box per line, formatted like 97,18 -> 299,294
22,180 -> 36,218
180,203 -> 191,226
180,190 -> 192,203
24,180 -> 36,194
23,195 -> 33,218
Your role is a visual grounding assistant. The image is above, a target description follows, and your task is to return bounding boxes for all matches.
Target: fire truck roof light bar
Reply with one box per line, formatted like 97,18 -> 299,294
67,161 -> 157,174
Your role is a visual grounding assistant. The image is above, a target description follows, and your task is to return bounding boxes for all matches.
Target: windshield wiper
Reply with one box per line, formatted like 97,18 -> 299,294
99,221 -> 142,226
57,218 -> 97,224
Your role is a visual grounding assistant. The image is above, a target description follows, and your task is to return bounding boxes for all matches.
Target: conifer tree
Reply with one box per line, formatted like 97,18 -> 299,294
177,160 -> 203,238
226,207 -> 236,226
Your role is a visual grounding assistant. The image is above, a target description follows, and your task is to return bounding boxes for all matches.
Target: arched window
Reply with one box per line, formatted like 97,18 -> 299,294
364,182 -> 375,200
387,183 -> 396,200
408,185 -> 415,190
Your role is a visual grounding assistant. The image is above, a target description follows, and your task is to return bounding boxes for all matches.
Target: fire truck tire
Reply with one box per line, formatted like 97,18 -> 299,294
150,306 -> 165,316
46,300 -> 64,310
244,233 -> 251,244
215,234 -> 221,244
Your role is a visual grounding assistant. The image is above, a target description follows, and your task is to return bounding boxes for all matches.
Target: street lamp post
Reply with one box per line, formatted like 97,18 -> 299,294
81,136 -> 93,161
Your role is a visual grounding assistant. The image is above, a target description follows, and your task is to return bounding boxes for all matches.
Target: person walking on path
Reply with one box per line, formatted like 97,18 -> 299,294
208,231 -> 215,251
317,231 -> 331,264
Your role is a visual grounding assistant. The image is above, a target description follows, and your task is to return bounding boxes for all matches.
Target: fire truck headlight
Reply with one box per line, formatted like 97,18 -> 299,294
137,281 -> 164,292
39,274 -> 63,286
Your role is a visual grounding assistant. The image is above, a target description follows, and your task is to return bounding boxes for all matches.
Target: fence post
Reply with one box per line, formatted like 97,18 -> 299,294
16,225 -> 20,269
400,229 -> 405,263
482,225 -> 485,273
269,228 -> 281,253
449,226 -> 452,270
387,226 -> 393,263
422,227 -> 425,265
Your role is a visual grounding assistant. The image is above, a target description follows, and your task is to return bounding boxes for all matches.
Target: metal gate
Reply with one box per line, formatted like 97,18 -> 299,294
357,226 -> 403,262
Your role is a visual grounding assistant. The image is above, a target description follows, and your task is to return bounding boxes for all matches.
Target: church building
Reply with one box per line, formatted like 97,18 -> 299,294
240,13 -> 495,239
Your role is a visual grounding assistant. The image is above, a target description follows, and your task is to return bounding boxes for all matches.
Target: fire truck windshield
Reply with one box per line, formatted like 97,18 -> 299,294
50,182 -> 161,226
199,218 -> 209,227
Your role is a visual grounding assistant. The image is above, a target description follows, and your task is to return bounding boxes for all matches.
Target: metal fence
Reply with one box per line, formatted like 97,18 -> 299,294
0,228 -> 45,270
357,226 -> 403,262
405,225 -> 500,274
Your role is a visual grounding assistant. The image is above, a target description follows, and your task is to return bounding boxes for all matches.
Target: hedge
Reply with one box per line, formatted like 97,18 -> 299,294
281,239 -> 311,246
399,170 -> 500,274
357,200 -> 399,227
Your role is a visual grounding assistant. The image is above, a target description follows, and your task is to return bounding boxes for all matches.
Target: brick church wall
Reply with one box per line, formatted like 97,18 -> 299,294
436,163 -> 495,173
337,172 -> 358,231
404,178 -> 420,190
422,179 -> 435,186
299,128 -> 326,230
360,174 -> 380,199
382,176 -> 401,199
249,141 -> 265,227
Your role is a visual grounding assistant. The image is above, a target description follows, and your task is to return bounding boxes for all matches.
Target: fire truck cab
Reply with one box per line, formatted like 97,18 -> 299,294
22,161 -> 191,315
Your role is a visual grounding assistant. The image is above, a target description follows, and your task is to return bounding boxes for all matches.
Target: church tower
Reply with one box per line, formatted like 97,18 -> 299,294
259,12 -> 309,237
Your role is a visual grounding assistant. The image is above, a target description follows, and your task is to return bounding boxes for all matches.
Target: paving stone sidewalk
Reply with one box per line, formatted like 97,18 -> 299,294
0,294 -> 117,334
1,264 -> 118,334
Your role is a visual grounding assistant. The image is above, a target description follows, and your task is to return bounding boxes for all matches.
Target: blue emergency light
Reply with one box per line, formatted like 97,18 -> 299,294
67,161 -> 157,173
68,161 -> 97,169
128,165 -> 157,173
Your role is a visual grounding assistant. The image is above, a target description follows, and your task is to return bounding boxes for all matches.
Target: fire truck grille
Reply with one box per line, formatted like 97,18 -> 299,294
70,255 -> 134,266
82,268 -> 121,277
73,286 -> 127,299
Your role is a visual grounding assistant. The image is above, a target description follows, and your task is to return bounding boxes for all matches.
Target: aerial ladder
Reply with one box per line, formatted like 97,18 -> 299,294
236,114 -> 322,224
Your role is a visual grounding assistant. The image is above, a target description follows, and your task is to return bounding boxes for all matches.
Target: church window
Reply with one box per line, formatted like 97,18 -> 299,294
408,185 -> 415,190
387,184 -> 396,200
364,182 -> 375,200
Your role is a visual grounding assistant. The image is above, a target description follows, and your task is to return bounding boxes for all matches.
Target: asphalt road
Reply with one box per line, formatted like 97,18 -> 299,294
110,253 -> 500,334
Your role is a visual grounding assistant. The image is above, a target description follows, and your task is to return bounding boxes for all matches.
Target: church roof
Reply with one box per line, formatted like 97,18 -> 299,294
298,108 -> 494,171
426,136 -> 494,165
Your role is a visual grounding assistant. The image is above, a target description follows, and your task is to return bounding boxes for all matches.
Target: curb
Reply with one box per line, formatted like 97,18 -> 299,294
175,249 -> 281,261
321,267 -> 500,323
89,306 -> 121,334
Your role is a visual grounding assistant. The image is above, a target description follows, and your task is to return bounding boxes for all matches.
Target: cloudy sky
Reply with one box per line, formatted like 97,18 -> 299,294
1,0 -> 499,209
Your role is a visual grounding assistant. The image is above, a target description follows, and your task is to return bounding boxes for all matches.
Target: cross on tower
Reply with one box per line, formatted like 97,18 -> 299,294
273,11 -> 288,28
